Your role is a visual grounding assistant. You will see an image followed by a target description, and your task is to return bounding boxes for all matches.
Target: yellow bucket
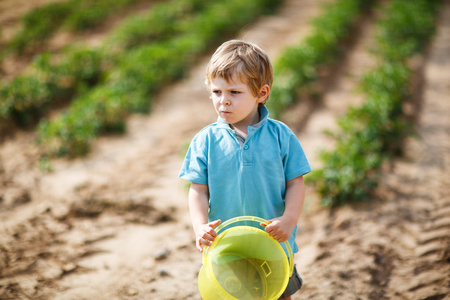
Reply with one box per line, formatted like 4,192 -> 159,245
198,216 -> 293,300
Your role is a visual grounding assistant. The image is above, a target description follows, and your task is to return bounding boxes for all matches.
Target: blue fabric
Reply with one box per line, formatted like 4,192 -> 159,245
179,106 -> 311,253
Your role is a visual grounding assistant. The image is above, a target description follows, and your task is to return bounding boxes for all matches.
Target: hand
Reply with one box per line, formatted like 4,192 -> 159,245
194,219 -> 221,252
260,217 -> 295,243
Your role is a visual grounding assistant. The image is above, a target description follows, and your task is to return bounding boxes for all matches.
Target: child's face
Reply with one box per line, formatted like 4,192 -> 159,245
210,76 -> 268,131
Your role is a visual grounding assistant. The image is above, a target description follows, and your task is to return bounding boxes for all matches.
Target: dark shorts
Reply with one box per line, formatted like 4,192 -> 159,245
278,264 -> 303,299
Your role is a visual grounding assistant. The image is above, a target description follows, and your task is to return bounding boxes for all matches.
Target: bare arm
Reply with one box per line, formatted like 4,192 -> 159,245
188,182 -> 221,252
263,175 -> 305,242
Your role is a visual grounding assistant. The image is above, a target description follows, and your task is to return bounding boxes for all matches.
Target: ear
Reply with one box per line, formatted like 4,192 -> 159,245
257,84 -> 270,104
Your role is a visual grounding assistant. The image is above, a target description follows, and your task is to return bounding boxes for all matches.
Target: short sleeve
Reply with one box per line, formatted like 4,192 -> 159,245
283,131 -> 311,182
178,134 -> 209,185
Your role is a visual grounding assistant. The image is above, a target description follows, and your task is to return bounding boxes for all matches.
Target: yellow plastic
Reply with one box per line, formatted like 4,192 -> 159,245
198,216 -> 293,300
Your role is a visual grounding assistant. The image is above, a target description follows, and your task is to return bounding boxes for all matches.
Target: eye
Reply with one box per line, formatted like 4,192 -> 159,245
231,91 -> 240,94
212,90 -> 221,95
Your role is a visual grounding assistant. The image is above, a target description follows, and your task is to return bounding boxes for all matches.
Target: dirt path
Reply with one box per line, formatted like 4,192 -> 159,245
0,0 -> 156,80
289,0 -> 381,280
294,2 -> 450,299
0,0 -> 67,33
0,0 -> 66,79
1,0 -> 449,299
0,0 -> 331,299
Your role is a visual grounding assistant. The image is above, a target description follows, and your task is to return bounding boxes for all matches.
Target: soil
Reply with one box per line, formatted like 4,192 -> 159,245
0,0 -> 449,299
0,0 -> 157,81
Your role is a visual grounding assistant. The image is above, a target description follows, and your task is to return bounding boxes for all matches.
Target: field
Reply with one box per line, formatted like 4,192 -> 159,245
0,0 -> 449,299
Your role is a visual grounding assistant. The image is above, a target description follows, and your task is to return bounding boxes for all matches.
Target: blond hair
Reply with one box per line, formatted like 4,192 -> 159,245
205,40 -> 273,102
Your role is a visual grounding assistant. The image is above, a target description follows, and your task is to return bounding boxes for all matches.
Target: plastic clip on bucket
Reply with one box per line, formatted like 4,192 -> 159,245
198,216 -> 294,300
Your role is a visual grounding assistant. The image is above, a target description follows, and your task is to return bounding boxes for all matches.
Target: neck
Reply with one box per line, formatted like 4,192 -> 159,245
230,124 -> 248,138
230,110 -> 261,137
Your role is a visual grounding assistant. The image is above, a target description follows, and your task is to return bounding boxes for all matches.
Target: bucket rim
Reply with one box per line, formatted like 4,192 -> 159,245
203,216 -> 294,275
201,216 -> 294,299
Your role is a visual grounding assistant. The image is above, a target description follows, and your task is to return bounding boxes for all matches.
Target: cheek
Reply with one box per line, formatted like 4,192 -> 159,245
212,98 -> 220,109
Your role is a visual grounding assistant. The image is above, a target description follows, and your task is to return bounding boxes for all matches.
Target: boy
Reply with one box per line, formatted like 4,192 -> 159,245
179,40 -> 311,299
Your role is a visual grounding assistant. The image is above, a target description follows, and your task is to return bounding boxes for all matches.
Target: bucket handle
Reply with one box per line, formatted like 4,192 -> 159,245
261,261 -> 272,277
203,216 -> 294,275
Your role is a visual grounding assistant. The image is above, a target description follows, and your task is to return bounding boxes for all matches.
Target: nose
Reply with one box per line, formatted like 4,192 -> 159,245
219,94 -> 231,106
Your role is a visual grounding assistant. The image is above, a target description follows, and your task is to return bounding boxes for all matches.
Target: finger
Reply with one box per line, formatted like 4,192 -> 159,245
264,223 -> 274,234
269,232 -> 279,240
268,230 -> 285,241
200,232 -> 216,242
273,234 -> 288,243
273,236 -> 282,242
200,231 -> 216,242
206,219 -> 221,238
264,227 -> 272,235
199,237 -> 213,248
205,228 -> 217,238
206,226 -> 218,238
196,241 -> 203,252
260,220 -> 271,227
196,237 -> 207,252
209,219 -> 221,228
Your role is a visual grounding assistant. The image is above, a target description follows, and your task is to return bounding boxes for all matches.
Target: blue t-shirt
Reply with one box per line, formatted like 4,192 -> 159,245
179,106 -> 311,253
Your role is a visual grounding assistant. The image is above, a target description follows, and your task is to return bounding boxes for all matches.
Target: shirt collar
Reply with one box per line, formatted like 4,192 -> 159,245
216,105 -> 270,129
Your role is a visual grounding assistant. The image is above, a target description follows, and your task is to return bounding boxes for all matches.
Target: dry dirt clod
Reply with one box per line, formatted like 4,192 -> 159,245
154,248 -> 171,261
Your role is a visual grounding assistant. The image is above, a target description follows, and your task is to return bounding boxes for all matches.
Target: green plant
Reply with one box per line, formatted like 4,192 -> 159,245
106,0 -> 208,51
36,0 -> 280,157
267,0 -> 376,118
311,0 -> 442,206
63,0 -> 140,31
376,0 -> 441,61
0,0 -> 217,129
312,63 -> 410,206
0,48 -> 103,127
0,75 -> 52,126
5,0 -> 145,55
8,2 -> 72,54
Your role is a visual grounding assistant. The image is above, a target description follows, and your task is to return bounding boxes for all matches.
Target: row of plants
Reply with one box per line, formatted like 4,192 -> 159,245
0,0 -> 216,128
0,49 -> 103,127
4,0 -> 142,55
36,0 -> 280,157
267,0 -> 376,118
104,0 -> 210,52
311,0 -> 442,206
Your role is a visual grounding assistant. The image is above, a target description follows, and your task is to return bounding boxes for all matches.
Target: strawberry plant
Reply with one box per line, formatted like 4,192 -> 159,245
36,0 -> 280,157
311,0 -> 442,206
5,0 -> 142,55
267,0 -> 376,117
7,2 -> 72,54
0,0 -> 218,129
